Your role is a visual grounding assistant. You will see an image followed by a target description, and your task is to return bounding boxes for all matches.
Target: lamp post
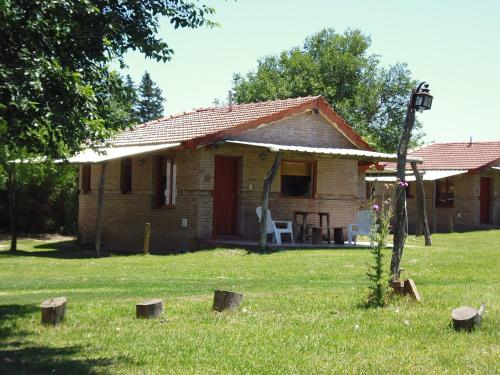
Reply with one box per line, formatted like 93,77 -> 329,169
391,82 -> 433,278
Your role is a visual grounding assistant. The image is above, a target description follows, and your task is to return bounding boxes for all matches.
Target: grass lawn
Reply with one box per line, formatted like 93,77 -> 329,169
0,231 -> 499,374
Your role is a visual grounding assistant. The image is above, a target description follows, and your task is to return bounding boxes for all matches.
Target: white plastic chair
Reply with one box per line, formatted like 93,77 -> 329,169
348,210 -> 374,245
256,207 -> 294,245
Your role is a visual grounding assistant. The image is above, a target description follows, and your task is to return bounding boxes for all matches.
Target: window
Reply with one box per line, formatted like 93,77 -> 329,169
155,156 -> 177,207
435,179 -> 454,207
81,165 -> 91,194
120,158 -> 132,194
280,161 -> 315,198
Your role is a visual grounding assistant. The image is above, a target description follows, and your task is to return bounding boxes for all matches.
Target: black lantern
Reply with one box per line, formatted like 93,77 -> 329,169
413,83 -> 433,112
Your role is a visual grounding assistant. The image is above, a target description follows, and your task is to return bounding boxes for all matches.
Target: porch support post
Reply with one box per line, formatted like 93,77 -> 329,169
411,162 -> 431,246
432,181 -> 437,233
259,152 -> 282,250
95,162 -> 107,258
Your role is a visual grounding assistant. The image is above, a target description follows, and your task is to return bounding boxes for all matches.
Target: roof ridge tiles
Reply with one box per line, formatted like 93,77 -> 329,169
188,95 -> 322,114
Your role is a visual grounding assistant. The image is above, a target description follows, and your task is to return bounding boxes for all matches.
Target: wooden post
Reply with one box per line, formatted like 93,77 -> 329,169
403,279 -> 422,302
136,299 -> 163,318
391,100 -> 415,277
259,152 -> 282,249
95,162 -> 107,258
432,181 -> 437,233
449,216 -> 454,233
40,297 -> 67,325
213,290 -> 244,312
411,162 -> 431,246
143,223 -> 151,255
8,163 -> 17,252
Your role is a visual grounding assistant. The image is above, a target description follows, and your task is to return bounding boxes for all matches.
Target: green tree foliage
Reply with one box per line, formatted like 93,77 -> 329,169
136,72 -> 165,122
0,0 -> 215,162
232,28 -> 422,152
124,75 -> 140,124
0,0 -> 215,249
0,164 -> 79,234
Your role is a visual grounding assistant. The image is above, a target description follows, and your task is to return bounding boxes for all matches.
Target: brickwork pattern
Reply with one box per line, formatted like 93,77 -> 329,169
372,171 -> 500,233
79,116 -> 368,252
229,112 -> 354,148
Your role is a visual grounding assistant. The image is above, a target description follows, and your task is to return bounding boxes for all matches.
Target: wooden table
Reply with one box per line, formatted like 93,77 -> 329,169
294,211 -> 331,243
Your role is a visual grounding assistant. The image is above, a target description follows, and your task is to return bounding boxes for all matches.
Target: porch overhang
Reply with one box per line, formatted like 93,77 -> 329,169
65,143 -> 182,164
366,169 -> 468,182
223,140 -> 423,164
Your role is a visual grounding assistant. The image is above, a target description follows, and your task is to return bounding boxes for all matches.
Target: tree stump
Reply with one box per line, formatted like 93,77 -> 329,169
136,299 -> 163,319
390,280 -> 405,295
40,297 -> 67,325
452,303 -> 486,332
213,290 -> 243,312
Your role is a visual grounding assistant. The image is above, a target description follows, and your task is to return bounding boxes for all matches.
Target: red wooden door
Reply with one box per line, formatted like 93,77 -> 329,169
480,177 -> 491,224
213,156 -> 240,235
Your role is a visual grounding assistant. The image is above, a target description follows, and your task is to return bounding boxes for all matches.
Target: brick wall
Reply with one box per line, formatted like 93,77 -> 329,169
78,113 -> 366,252
79,146 -> 362,251
229,112 -> 355,148
371,170 -> 500,233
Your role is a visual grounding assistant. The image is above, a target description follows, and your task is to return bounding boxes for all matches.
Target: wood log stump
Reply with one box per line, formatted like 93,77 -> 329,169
213,290 -> 243,312
136,299 -> 163,319
40,297 -> 67,325
452,303 -> 486,332
404,279 -> 422,302
476,303 -> 485,327
390,280 -> 405,295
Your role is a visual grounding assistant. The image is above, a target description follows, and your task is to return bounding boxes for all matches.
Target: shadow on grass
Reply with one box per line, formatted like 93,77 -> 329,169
0,304 -> 38,343
0,345 -> 114,375
0,304 -> 121,374
0,241 -> 137,259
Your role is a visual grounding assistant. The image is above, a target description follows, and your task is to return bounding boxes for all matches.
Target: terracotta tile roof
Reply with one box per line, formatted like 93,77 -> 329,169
110,96 -> 372,150
385,142 -> 500,171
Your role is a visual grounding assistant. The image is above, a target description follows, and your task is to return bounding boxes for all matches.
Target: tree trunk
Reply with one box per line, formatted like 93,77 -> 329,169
136,299 -> 163,318
391,102 -> 415,277
411,162 -> 431,246
40,297 -> 67,325
213,290 -> 244,312
95,162 -> 107,257
259,152 -> 282,249
8,163 -> 17,252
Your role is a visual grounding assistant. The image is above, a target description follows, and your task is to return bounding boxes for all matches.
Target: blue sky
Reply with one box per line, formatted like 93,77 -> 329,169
120,0 -> 500,144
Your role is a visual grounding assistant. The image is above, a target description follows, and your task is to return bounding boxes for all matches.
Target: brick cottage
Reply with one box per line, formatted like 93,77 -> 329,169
73,96 -> 420,252
367,141 -> 500,232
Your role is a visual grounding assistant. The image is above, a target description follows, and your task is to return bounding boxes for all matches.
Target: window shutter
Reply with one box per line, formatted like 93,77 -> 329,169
120,158 -> 132,194
81,165 -> 91,194
155,156 -> 164,208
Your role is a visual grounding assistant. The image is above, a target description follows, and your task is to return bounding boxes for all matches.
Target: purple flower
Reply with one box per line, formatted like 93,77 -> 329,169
398,180 -> 409,188
372,204 -> 379,211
